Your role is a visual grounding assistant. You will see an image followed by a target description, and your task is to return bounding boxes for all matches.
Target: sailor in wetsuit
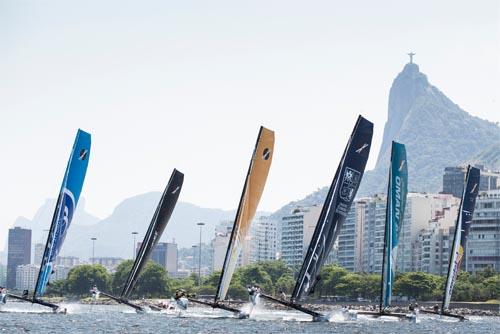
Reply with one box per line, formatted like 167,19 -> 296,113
90,285 -> 100,300
247,284 -> 261,306
174,289 -> 189,310
278,289 -> 286,300
407,302 -> 419,322
1,287 -> 7,304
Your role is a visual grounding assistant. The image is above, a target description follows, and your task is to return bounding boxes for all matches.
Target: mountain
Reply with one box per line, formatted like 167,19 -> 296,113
8,198 -> 100,248
360,62 -> 499,195
465,142 -> 500,171
8,193 -> 242,260
272,61 -> 500,215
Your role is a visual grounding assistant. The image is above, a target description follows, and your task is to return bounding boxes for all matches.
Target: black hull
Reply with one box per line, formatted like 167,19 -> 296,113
188,298 -> 243,314
260,293 -> 325,320
99,291 -> 144,312
357,310 -> 409,319
420,309 -> 466,321
6,293 -> 59,311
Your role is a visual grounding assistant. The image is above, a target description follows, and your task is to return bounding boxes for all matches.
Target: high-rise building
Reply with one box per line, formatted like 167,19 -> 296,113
396,193 -> 459,273
443,165 -> 499,198
252,216 -> 278,263
52,265 -> 72,281
151,242 -> 178,273
91,257 -> 124,271
359,195 -> 386,273
33,243 -> 44,265
212,221 -> 232,272
15,264 -> 38,291
333,200 -> 364,271
56,256 -> 80,267
415,204 -> 459,275
7,227 -> 31,289
280,205 -> 321,269
332,193 -> 459,274
466,189 -> 500,272
135,241 -> 179,273
0,264 -> 6,287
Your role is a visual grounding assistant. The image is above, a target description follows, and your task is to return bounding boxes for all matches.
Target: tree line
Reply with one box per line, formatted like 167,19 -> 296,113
46,260 -> 499,302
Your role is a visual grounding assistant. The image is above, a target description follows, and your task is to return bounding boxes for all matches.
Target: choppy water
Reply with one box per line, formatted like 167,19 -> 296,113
1,302 -> 498,334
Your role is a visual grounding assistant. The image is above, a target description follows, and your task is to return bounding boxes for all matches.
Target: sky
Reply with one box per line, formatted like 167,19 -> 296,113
0,0 -> 499,249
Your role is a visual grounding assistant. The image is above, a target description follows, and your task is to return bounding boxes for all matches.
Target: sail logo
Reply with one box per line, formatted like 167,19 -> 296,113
448,246 -> 464,298
399,160 -> 406,172
49,188 -> 75,262
470,183 -> 478,194
394,176 -> 403,222
78,149 -> 88,160
171,186 -> 180,194
340,167 -> 361,202
355,143 -> 369,154
262,148 -> 271,160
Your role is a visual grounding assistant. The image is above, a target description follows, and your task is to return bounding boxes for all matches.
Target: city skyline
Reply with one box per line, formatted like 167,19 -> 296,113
1,0 -> 499,250
5,184 -> 499,290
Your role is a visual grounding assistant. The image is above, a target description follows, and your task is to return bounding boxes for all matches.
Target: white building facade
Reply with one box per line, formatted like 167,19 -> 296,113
467,189 -> 500,272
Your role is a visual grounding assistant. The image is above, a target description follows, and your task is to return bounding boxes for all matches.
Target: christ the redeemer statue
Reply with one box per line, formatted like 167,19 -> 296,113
408,52 -> 416,63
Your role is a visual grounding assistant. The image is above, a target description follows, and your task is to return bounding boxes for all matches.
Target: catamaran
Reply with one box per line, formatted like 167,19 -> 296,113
260,115 -> 373,322
94,169 -> 184,312
186,126 -> 274,318
420,166 -> 480,321
357,141 -> 409,320
2,129 -> 91,313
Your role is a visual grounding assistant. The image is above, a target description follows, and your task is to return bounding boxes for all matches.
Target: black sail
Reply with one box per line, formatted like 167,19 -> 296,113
292,116 -> 373,301
442,166 -> 480,311
121,169 -> 184,298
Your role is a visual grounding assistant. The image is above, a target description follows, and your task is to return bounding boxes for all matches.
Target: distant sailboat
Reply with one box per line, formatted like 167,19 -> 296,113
5,129 -> 91,312
96,169 -> 184,312
188,126 -> 274,317
421,166 -> 480,321
261,115 -> 373,321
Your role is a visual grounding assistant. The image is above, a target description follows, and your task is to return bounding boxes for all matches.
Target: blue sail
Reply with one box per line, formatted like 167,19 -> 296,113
380,141 -> 408,309
34,129 -> 91,298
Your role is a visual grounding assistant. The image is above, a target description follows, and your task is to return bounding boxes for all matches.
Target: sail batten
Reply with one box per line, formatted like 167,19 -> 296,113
215,126 -> 274,302
121,169 -> 184,298
34,129 -> 91,299
442,166 -> 480,311
380,141 -> 407,309
292,116 -> 373,301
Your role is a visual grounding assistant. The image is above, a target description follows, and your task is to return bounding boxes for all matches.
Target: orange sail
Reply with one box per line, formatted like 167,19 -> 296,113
215,126 -> 275,301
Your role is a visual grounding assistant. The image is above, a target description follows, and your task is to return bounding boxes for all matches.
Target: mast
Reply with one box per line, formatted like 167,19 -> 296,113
121,169 -> 184,298
442,166 -> 480,311
292,115 -> 373,301
34,129 -> 91,300
215,126 -> 274,302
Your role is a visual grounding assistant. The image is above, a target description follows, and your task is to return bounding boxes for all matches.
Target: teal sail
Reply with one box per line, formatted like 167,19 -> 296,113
34,129 -> 91,299
380,141 -> 407,310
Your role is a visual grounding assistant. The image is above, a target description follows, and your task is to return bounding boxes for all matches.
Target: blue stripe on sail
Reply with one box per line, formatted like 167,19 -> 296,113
34,129 -> 91,297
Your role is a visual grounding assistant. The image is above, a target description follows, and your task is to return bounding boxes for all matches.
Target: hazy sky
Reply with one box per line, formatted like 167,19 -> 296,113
1,0 -> 499,249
